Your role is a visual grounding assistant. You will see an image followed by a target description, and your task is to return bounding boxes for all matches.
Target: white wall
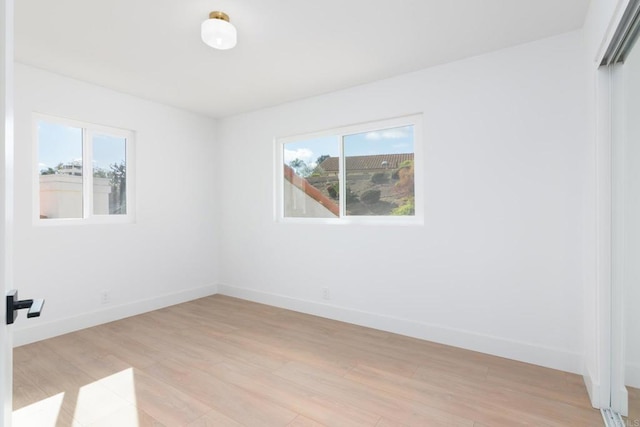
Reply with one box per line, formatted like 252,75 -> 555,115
12,64 -> 219,345
217,31 -> 588,373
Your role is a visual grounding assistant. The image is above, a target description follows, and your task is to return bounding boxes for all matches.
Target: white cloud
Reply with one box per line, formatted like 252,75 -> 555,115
365,128 -> 410,140
284,148 -> 315,165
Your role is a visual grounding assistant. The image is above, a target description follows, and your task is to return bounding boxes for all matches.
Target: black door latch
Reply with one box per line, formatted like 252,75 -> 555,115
6,290 -> 44,325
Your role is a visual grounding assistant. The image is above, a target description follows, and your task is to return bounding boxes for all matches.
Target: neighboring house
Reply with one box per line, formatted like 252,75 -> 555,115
315,153 -> 413,176
57,163 -> 83,176
39,174 -> 112,219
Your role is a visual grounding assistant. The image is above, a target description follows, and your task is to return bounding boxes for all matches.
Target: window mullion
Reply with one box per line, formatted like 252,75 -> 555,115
339,135 -> 345,218
83,128 -> 93,219
125,136 -> 132,220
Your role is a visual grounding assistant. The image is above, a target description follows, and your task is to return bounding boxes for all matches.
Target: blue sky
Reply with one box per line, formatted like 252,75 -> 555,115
38,121 -> 126,172
283,125 -> 414,168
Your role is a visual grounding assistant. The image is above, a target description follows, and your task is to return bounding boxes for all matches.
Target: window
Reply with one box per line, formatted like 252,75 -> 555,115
35,115 -> 135,223
277,114 -> 422,224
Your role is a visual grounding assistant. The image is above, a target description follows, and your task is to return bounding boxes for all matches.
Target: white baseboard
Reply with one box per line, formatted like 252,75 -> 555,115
583,368 -> 601,408
218,284 -> 582,374
13,284 -> 218,347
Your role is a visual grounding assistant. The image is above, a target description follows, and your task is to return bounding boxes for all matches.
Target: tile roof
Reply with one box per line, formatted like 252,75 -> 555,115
316,153 -> 413,173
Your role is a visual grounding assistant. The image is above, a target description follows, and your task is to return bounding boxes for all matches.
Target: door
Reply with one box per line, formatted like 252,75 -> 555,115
608,0 -> 640,419
612,24 -> 640,419
0,0 -> 13,425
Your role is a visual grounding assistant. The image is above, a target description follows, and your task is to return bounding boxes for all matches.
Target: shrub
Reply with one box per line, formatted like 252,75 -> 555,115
392,160 -> 413,181
370,172 -> 388,184
346,186 -> 358,203
391,197 -> 415,216
361,189 -> 381,204
326,183 -> 338,199
395,161 -> 414,193
327,183 -> 358,202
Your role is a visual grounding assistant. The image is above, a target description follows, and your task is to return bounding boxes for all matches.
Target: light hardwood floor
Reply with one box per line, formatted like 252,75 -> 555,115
629,387 -> 640,424
13,295 -> 603,426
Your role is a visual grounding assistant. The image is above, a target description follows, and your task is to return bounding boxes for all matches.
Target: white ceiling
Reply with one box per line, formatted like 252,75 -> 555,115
15,1 -> 589,119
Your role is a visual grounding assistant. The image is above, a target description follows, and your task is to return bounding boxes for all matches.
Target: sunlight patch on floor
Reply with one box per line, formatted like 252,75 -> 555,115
13,368 -> 139,427
13,392 -> 65,427
73,368 -> 137,426
73,372 -> 132,424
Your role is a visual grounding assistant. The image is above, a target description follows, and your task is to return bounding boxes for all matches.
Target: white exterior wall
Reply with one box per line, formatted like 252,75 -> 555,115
13,63 -> 219,345
39,175 -> 111,218
92,177 -> 111,215
217,31 -> 588,373
38,175 -> 83,219
283,180 -> 336,218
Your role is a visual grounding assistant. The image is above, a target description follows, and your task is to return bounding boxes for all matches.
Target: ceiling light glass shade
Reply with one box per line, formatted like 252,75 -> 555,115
201,12 -> 237,50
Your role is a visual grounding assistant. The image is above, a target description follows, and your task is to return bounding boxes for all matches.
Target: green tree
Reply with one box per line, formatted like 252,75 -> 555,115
109,161 -> 126,214
40,167 -> 56,175
93,167 -> 108,178
315,154 -> 330,165
289,158 -> 305,171
289,158 -> 312,177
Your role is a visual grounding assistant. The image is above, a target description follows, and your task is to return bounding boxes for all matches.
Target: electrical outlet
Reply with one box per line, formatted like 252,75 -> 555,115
100,290 -> 110,305
322,287 -> 330,300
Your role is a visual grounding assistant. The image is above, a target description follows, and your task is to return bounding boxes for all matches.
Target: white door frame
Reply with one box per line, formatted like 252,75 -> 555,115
611,60 -> 629,415
587,0 -> 635,412
0,0 -> 14,425
594,62 -> 614,411
593,0 -> 640,415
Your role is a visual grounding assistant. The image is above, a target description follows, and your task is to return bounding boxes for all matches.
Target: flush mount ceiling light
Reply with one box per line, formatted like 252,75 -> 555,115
201,11 -> 237,50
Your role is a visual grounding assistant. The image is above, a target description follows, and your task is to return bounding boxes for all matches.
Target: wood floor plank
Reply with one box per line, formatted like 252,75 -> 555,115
375,418 -> 410,427
97,367 -> 213,426
628,386 -> 640,423
13,295 -> 602,427
275,360 -> 476,426
12,364 -> 50,411
187,409 -> 244,427
178,330 -> 289,372
199,359 -> 381,426
287,415 -> 329,427
143,358 -> 298,426
219,330 -> 354,376
73,325 -> 166,369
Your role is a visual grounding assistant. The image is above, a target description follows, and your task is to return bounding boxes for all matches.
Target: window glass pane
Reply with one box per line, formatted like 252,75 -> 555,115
93,134 -> 127,215
283,136 -> 340,218
38,121 -> 83,219
343,125 -> 415,216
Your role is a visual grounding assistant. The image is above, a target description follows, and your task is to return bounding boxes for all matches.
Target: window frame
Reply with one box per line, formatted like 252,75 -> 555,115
275,114 -> 423,225
33,113 -> 136,225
